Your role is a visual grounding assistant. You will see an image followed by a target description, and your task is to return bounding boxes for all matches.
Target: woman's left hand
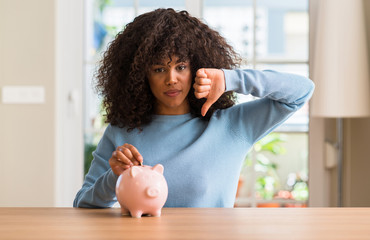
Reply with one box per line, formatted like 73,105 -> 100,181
194,68 -> 226,116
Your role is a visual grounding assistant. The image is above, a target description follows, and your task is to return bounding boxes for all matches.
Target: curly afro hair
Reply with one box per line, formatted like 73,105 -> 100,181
95,8 -> 241,131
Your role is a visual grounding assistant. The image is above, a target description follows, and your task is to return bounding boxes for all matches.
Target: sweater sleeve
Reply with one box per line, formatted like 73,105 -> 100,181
222,69 -> 315,144
73,124 -> 119,208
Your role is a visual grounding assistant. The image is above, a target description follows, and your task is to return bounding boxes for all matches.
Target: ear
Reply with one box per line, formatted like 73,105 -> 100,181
152,164 -> 164,174
130,166 -> 142,178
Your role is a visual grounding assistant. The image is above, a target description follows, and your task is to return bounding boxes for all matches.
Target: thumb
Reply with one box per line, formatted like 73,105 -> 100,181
201,98 -> 215,117
199,68 -> 225,117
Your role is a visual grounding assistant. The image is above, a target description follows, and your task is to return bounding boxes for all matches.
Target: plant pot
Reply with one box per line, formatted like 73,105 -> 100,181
257,202 -> 280,208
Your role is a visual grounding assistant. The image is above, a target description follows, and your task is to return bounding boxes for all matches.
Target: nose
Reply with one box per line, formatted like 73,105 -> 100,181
165,69 -> 178,85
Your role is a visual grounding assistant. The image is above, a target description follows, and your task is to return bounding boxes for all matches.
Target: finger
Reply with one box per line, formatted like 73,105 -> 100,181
123,149 -> 141,166
195,91 -> 209,99
125,144 -> 144,164
111,157 -> 130,168
132,159 -> 141,166
195,78 -> 211,86
118,145 -> 139,165
118,144 -> 143,166
196,68 -> 207,78
109,157 -> 130,176
119,147 -> 134,160
194,84 -> 211,93
114,150 -> 133,166
123,164 -> 131,170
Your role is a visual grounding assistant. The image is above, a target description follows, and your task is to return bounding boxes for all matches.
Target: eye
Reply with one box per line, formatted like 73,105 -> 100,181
177,64 -> 187,71
153,67 -> 165,73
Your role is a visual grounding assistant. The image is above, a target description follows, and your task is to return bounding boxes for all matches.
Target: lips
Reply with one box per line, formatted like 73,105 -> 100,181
164,89 -> 181,97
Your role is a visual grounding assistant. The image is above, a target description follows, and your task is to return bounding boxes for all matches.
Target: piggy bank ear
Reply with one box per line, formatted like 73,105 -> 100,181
130,166 -> 143,178
152,164 -> 164,174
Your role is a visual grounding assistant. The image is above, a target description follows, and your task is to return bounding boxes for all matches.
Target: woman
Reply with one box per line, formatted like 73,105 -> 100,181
74,8 -> 314,208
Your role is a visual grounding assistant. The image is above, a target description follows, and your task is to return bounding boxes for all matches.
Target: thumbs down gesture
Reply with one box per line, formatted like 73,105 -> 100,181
194,68 -> 226,117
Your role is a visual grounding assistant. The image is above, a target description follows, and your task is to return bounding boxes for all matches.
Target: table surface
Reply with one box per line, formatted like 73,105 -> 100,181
1,207 -> 370,240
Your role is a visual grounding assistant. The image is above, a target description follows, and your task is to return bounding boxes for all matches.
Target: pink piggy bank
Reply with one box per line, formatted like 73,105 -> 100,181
115,164 -> 168,218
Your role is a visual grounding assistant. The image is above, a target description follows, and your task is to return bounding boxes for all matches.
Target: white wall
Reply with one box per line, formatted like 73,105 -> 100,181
0,0 -> 83,207
0,0 -> 56,206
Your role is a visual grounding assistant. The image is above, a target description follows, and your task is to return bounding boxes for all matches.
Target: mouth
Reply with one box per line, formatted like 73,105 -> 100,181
164,90 -> 181,97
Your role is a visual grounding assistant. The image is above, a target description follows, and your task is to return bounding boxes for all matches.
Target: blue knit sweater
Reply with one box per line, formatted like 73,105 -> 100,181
74,69 -> 315,208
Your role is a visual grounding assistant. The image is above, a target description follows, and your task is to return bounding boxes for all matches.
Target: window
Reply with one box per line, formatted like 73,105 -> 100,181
202,0 -> 309,207
84,0 -> 310,207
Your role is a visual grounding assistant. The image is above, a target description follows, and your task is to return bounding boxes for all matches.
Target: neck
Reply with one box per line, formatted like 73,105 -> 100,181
155,103 -> 190,115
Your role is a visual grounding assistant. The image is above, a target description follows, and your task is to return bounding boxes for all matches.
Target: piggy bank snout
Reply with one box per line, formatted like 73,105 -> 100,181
146,187 -> 160,198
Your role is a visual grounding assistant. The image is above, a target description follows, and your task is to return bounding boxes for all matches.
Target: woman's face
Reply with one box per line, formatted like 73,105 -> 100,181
147,56 -> 192,115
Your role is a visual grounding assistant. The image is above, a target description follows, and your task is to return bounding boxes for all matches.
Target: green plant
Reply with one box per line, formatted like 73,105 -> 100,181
291,181 -> 308,201
244,133 -> 287,200
84,143 -> 97,176
286,172 -> 309,201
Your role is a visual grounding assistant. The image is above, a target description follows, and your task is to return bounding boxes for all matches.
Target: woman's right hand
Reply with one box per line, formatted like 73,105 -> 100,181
109,143 -> 144,176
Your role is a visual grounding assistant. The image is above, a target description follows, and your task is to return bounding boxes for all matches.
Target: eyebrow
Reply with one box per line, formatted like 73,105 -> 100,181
152,58 -> 189,66
176,57 -> 190,63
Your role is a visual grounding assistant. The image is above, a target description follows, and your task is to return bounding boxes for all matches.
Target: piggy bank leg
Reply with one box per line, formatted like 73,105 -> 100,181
150,209 -> 162,217
130,210 -> 143,218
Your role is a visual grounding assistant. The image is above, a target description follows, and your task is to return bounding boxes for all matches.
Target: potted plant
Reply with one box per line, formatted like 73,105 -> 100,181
236,133 -> 286,207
